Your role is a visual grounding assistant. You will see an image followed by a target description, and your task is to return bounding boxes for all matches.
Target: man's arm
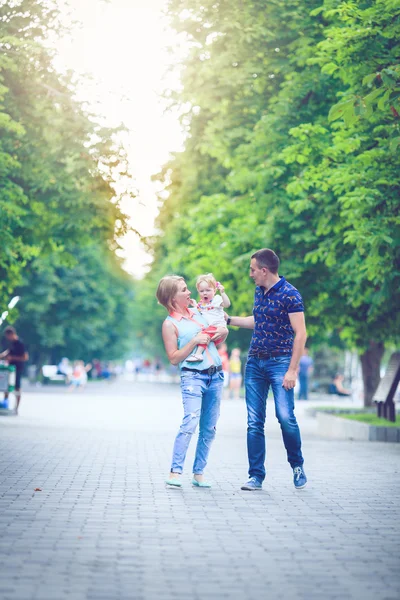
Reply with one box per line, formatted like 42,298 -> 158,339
226,315 -> 255,329
282,312 -> 307,390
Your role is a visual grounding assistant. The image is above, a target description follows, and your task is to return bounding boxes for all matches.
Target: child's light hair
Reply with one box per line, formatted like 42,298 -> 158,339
196,273 -> 217,290
156,275 -> 185,312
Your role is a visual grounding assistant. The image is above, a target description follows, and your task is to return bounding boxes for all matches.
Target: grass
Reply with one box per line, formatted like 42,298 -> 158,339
315,407 -> 399,427
337,412 -> 399,427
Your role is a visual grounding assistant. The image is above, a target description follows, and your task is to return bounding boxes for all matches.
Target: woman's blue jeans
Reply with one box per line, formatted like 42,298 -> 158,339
245,355 -> 304,482
171,370 -> 224,474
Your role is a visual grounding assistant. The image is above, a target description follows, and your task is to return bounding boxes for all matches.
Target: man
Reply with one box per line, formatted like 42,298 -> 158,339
298,348 -> 313,400
226,248 -> 307,490
0,326 -> 29,415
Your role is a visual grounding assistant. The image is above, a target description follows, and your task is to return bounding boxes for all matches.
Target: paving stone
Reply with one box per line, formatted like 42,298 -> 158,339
0,380 -> 399,600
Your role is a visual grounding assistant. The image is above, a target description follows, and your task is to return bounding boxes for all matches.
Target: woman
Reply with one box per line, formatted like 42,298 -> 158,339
156,275 -> 228,488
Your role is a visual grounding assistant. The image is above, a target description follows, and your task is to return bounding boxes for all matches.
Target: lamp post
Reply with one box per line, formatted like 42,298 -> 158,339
8,296 -> 20,310
0,296 -> 20,327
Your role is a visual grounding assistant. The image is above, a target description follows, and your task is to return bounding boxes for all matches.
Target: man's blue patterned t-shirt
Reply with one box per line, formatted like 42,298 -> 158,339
249,276 -> 304,356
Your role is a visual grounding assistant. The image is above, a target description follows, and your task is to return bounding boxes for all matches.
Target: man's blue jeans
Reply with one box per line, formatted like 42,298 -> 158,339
245,356 -> 304,482
171,370 -> 224,474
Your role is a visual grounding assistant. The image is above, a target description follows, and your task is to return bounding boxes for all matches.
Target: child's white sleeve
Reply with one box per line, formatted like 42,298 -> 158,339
212,295 -> 224,307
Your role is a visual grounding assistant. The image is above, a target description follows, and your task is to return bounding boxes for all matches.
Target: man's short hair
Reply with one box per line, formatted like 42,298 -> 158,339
251,249 -> 280,274
4,326 -> 16,335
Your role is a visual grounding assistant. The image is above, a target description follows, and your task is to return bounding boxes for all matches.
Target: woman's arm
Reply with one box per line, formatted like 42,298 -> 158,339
161,320 -> 211,366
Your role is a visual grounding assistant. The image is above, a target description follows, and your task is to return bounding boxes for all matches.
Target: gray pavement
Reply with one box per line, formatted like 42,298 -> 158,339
0,380 -> 399,600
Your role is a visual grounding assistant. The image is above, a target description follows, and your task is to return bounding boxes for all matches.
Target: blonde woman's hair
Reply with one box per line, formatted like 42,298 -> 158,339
196,273 -> 217,290
156,275 -> 185,312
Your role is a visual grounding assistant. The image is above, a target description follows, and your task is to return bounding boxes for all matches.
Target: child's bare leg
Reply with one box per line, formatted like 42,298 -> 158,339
186,326 -> 217,362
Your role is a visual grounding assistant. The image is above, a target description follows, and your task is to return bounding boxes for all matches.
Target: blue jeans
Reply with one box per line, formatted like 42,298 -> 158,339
245,356 -> 303,482
171,370 -> 224,474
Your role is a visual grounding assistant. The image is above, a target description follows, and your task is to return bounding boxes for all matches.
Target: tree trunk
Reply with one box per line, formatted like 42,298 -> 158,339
360,341 -> 385,407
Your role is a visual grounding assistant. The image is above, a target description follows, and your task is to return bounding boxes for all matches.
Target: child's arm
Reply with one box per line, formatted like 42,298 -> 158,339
217,283 -> 231,308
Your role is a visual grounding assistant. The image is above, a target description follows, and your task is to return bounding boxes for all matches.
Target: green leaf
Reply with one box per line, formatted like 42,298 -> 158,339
328,98 -> 355,122
363,87 -> 385,106
377,89 -> 391,110
381,72 -> 397,89
310,6 -> 324,17
389,137 -> 400,151
321,62 -> 339,75
362,72 -> 378,86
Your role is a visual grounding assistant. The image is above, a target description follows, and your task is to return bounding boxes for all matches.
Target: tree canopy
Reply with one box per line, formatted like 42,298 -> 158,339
0,0 -> 135,363
136,0 -> 400,403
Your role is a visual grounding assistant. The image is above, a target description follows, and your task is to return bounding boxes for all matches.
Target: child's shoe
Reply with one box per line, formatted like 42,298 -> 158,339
186,354 -> 203,362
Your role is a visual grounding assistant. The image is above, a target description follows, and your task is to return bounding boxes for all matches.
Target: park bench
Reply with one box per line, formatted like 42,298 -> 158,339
42,365 -> 67,385
373,352 -> 400,423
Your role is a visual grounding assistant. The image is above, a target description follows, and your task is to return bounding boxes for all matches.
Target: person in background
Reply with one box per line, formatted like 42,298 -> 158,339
229,348 -> 242,400
57,357 -> 72,383
92,359 -> 102,379
218,342 -> 230,391
298,348 -> 313,400
329,373 -> 351,397
68,360 -> 92,391
0,326 -> 29,415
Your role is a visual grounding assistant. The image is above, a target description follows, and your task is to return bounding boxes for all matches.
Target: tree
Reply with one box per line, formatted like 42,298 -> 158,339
282,0 -> 400,403
136,0 -> 399,405
0,0 -> 136,365
15,246 -> 135,364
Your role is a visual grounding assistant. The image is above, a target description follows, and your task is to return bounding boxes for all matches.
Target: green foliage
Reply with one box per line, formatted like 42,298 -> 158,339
0,0 -> 136,363
16,246 -> 135,363
134,0 -> 400,405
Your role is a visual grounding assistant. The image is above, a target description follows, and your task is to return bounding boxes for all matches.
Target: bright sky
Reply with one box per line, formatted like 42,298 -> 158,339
53,0 -> 184,277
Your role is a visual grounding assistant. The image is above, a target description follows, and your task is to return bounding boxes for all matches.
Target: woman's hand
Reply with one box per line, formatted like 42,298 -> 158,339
193,332 -> 211,345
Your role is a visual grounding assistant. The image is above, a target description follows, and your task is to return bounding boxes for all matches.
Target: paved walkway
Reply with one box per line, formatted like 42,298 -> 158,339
0,380 -> 399,600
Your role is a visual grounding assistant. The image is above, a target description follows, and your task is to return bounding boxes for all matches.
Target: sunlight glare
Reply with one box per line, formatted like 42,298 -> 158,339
53,0 -> 184,277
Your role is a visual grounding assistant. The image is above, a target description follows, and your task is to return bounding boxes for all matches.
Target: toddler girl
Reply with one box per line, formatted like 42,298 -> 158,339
187,273 -> 231,362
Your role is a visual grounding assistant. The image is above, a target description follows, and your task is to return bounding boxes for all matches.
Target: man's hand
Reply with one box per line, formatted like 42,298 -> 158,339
210,326 -> 228,341
282,368 -> 298,390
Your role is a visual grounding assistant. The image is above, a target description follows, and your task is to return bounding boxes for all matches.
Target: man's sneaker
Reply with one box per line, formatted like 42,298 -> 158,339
241,477 -> 262,491
293,466 -> 307,489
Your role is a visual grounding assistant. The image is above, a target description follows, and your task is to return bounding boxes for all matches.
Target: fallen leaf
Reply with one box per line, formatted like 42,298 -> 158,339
34,488 -> 42,492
